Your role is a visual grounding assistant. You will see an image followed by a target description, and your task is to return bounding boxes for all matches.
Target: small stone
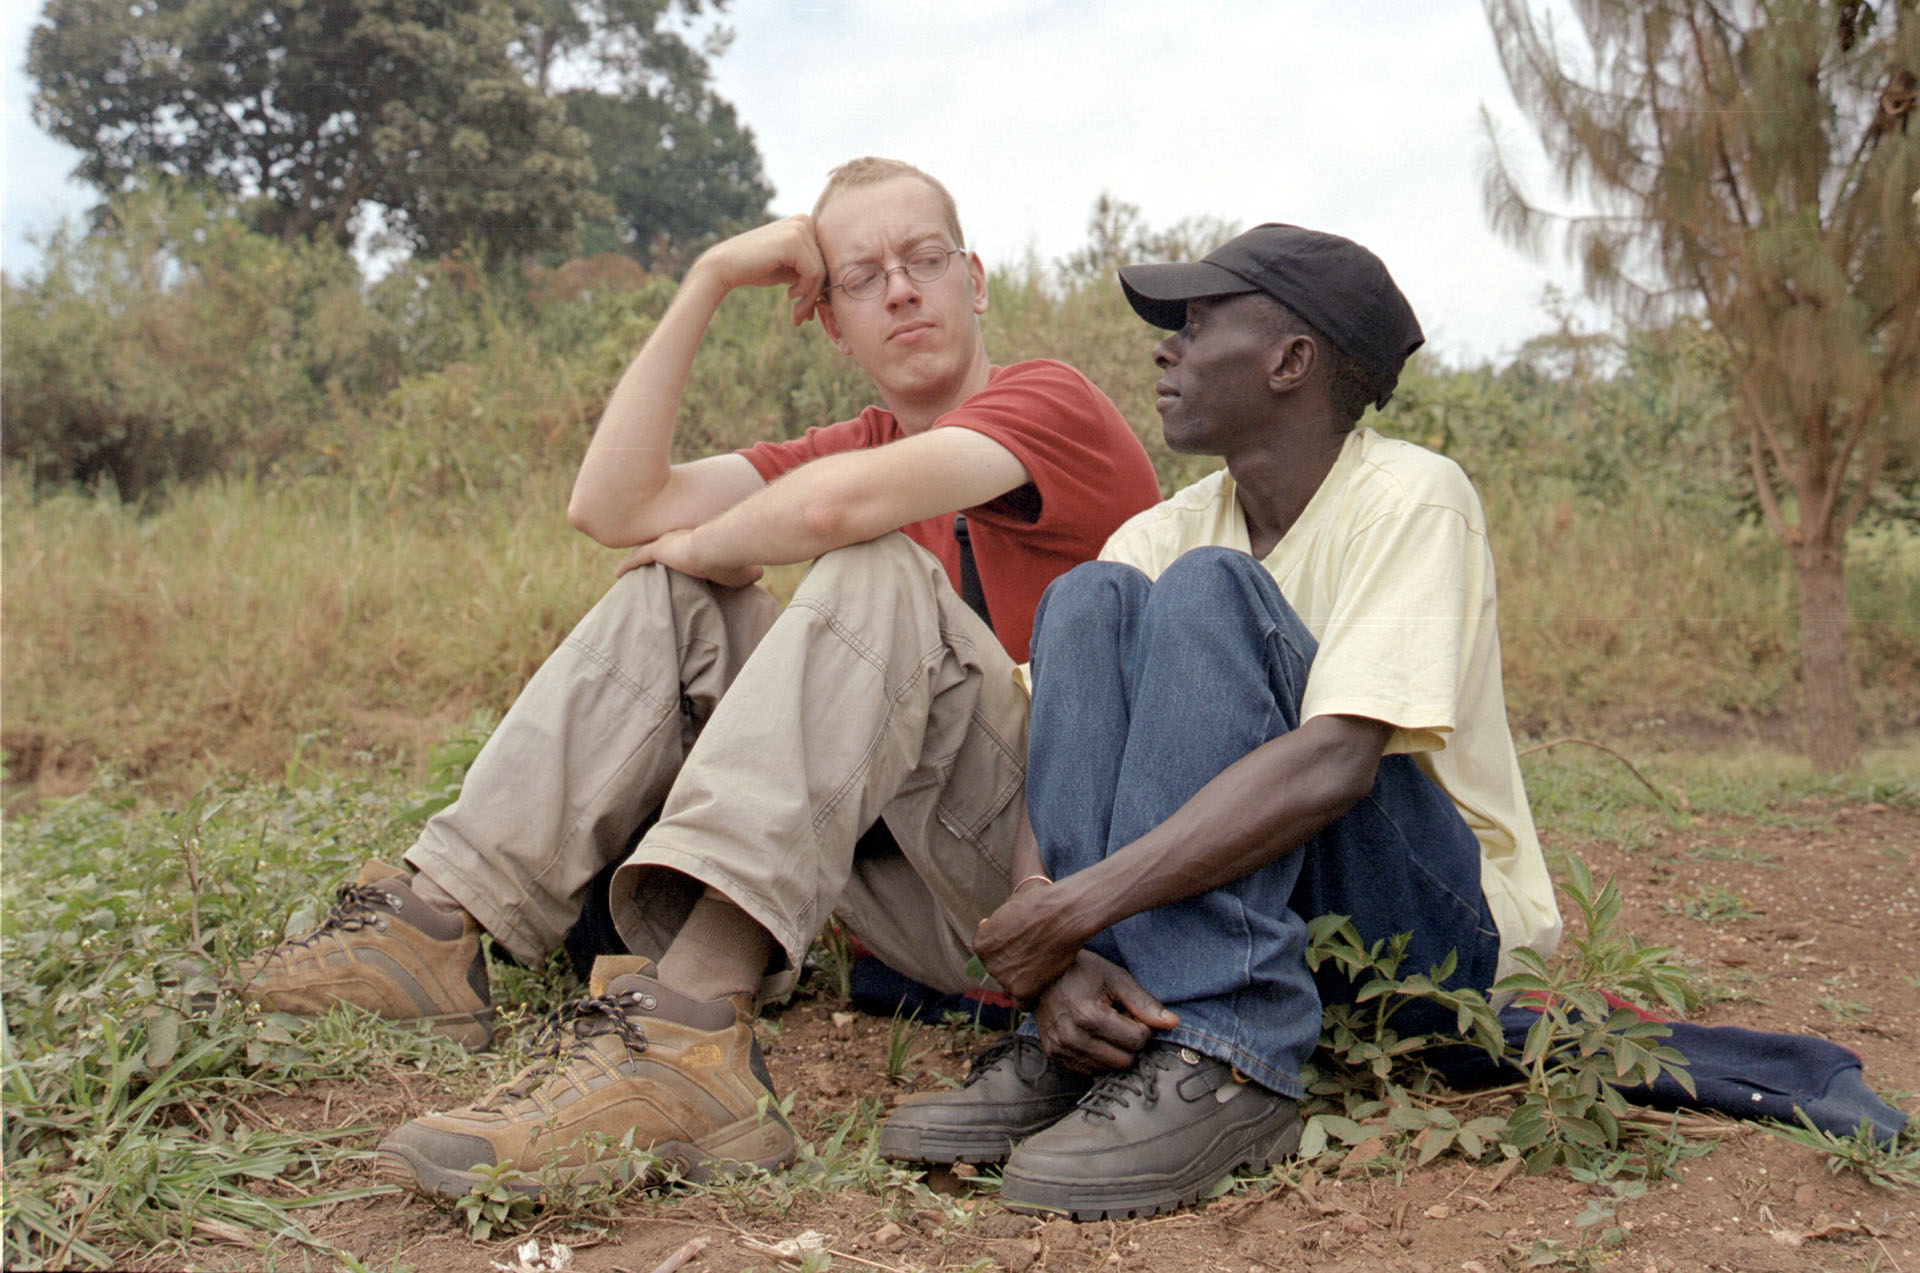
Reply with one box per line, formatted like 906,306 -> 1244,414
1424,1204 -> 1453,1220
871,1222 -> 904,1249
1341,1214 -> 1370,1235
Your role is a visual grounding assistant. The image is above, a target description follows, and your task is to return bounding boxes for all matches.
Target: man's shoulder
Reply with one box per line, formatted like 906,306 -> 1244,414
1344,430 -> 1482,520
1109,469 -> 1230,537
983,358 -> 1117,409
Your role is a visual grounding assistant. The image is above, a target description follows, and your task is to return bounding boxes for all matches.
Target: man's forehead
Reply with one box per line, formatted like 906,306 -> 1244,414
814,179 -> 954,260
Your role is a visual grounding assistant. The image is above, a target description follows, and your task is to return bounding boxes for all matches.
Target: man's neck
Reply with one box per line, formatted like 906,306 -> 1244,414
1228,426 -> 1353,559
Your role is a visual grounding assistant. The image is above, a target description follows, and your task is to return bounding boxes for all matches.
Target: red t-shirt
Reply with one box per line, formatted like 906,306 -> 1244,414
736,359 -> 1162,662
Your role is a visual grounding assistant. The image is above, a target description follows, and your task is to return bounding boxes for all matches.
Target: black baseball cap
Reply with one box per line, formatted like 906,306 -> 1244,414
1118,223 -> 1424,408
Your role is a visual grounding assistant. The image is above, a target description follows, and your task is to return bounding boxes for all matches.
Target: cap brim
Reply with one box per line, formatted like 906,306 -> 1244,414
1118,260 -> 1257,329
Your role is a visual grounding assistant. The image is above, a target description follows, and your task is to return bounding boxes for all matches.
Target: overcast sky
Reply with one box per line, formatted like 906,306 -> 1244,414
2,0 -> 1597,365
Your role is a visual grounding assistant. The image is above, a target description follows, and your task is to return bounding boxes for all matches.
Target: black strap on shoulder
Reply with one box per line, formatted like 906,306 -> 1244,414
953,514 -> 993,631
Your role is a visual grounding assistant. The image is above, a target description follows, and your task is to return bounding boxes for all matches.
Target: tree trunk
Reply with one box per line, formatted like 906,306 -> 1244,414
1793,537 -> 1861,772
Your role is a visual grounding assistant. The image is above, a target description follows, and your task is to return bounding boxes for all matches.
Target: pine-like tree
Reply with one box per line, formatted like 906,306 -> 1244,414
1483,0 -> 1918,770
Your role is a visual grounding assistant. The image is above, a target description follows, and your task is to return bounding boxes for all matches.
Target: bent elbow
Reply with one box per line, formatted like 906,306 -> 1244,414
797,490 -> 890,549
566,496 -> 624,547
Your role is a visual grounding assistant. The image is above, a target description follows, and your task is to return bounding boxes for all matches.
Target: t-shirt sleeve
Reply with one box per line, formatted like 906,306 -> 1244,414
736,412 -> 886,483
1299,495 -> 1495,756
930,361 -> 1148,537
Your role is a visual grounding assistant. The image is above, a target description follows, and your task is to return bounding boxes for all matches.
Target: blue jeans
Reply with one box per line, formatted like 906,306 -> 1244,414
1024,548 -> 1500,1096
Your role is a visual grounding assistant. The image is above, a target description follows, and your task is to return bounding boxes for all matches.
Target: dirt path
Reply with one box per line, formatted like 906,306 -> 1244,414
202,802 -> 1920,1272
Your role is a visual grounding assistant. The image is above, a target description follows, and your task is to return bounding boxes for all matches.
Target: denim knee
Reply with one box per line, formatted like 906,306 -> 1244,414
1149,547 -> 1276,610
1032,561 -> 1149,655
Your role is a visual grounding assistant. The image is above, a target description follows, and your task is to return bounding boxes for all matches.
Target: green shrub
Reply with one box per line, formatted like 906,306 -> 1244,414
1,183 -> 390,501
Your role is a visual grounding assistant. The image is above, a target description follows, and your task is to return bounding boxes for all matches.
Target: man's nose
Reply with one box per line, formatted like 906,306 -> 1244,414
883,265 -> 923,307
1153,333 -> 1180,367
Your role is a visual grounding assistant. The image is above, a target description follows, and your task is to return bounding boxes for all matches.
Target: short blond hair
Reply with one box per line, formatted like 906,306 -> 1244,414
812,157 -> 966,247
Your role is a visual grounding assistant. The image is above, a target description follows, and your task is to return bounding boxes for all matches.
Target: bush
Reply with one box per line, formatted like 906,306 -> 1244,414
1,184 -> 390,501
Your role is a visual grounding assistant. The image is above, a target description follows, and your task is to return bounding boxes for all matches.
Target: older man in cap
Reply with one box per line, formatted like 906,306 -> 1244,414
879,224 -> 1562,1220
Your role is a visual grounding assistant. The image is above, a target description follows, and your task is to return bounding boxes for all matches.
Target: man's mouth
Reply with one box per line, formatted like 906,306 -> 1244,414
888,321 -> 935,344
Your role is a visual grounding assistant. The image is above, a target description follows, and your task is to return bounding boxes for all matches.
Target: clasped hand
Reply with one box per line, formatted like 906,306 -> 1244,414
975,881 -> 1177,1074
615,528 -> 763,588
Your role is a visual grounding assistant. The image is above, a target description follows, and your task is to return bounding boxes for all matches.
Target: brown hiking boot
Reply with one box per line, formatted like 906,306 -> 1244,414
234,860 -> 494,1051
374,955 -> 796,1201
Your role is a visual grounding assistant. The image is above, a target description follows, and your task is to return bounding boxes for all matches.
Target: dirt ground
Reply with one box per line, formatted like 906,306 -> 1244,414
177,800 -> 1917,1273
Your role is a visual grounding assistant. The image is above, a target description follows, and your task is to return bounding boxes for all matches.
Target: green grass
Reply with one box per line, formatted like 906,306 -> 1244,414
0,772 -> 514,1269
1520,735 -> 1920,851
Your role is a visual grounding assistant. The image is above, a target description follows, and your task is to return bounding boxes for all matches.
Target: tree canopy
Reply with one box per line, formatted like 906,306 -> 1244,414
28,0 -> 771,264
1483,0 -> 1919,770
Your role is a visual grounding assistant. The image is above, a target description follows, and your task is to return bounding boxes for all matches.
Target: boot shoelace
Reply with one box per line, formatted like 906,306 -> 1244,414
1079,1048 -> 1177,1120
480,992 -> 652,1109
270,882 -> 397,956
963,1035 -> 1039,1087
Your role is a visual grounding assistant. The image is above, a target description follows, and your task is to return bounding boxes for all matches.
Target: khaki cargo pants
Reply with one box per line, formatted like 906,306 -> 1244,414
404,533 -> 1028,1002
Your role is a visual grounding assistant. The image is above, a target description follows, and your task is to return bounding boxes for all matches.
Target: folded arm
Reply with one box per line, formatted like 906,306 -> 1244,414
615,425 -> 1030,584
977,713 -> 1392,1005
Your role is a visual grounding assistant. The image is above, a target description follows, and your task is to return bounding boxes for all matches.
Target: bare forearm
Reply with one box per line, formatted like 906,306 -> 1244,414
568,262 -> 731,541
1043,717 -> 1388,947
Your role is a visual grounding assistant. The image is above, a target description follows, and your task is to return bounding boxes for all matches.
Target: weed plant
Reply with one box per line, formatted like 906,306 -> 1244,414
1293,856 -> 1697,1181
0,773 -> 504,1269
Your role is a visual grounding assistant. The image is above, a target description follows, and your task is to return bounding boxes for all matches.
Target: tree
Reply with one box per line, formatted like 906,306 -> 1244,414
562,88 -> 771,267
513,0 -> 772,264
1483,0 -> 1919,770
27,0 -> 766,264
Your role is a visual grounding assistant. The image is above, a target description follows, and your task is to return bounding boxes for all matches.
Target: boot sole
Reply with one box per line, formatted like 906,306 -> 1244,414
374,1117 -> 799,1203
999,1107 -> 1304,1221
877,1101 -> 1083,1166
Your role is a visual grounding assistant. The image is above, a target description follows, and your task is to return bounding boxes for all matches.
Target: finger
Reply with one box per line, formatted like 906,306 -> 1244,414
1081,1002 -> 1154,1054
1108,972 -> 1180,1030
1054,1022 -> 1138,1072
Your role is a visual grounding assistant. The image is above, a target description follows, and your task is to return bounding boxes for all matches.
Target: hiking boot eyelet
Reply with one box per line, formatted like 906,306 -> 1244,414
374,917 -> 390,932
639,994 -> 658,1011
1178,1047 -> 1201,1065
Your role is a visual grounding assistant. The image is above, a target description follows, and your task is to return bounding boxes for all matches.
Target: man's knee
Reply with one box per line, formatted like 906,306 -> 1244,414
1156,546 -> 1270,597
1035,560 -> 1150,635
793,532 -> 928,600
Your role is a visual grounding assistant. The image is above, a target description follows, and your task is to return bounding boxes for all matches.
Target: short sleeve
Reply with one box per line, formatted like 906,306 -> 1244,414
736,410 -> 892,483
1298,498 -> 1494,754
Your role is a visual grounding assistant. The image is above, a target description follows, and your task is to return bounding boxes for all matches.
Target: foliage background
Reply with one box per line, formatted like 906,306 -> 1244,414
4,187 -> 1917,795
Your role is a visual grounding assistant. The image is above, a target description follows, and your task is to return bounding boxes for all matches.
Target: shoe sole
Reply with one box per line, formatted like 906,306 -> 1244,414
877,1100 -> 1084,1166
877,1122 -> 1020,1165
374,1120 -> 799,1203
999,1107 -> 1304,1221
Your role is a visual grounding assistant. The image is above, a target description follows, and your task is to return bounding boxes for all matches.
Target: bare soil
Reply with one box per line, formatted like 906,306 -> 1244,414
158,801 -> 1920,1272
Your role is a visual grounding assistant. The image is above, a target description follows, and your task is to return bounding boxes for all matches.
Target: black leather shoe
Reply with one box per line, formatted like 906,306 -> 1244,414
1000,1040 -> 1301,1220
878,1034 -> 1094,1165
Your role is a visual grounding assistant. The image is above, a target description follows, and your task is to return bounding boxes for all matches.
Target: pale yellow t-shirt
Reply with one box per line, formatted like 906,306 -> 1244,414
1095,428 -> 1562,979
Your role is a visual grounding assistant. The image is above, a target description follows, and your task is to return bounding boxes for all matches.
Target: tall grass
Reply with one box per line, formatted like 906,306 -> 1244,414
8,459 -> 1914,794
5,190 -> 1917,791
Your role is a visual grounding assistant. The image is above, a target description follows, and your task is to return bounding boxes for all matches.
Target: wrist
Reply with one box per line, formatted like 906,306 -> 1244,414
1012,873 -> 1052,893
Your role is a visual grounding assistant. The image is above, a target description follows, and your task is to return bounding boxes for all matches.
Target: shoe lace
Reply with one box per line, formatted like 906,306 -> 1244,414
273,883 -> 394,953
1077,1048 -> 1172,1121
480,992 -> 651,1108
962,1034 -> 1035,1087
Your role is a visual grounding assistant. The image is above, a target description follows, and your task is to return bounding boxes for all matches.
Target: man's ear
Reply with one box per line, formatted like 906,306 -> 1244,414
967,250 -> 989,316
817,299 -> 853,355
1269,334 -> 1317,395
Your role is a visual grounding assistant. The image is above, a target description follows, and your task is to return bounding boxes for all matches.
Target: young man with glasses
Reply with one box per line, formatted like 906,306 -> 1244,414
231,157 -> 1163,1201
